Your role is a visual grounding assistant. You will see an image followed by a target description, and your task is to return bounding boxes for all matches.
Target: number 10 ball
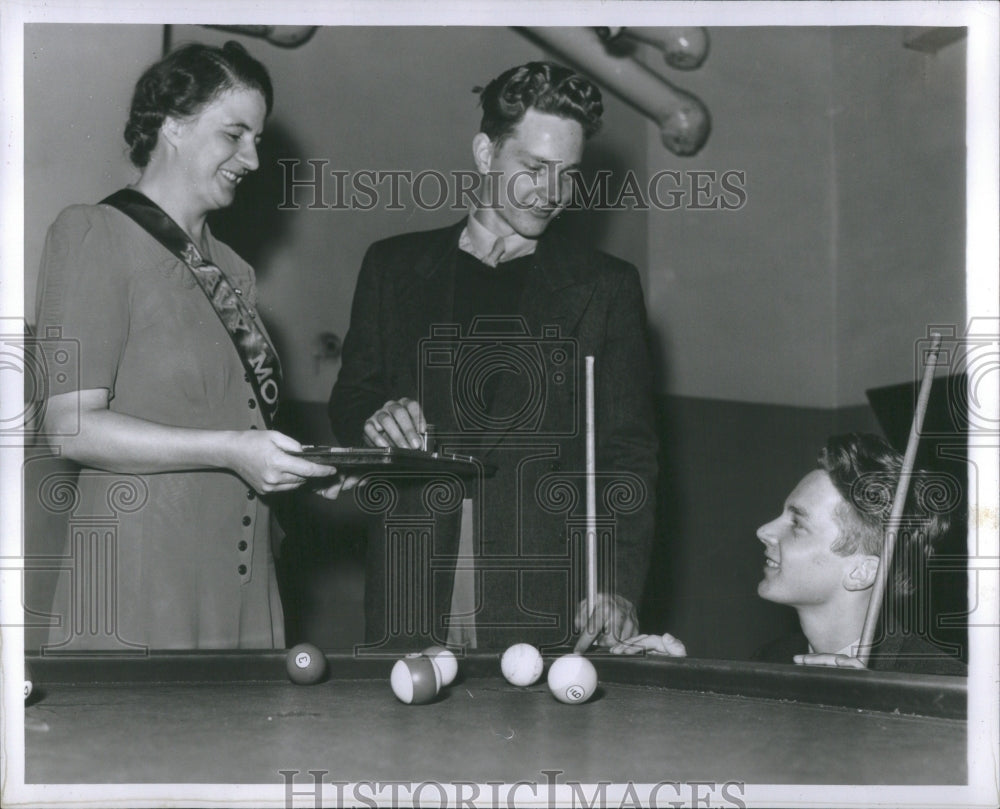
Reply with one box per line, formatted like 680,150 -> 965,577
547,654 -> 597,704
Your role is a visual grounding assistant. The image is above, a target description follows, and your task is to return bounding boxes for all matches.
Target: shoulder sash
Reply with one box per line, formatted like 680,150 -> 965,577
102,188 -> 281,427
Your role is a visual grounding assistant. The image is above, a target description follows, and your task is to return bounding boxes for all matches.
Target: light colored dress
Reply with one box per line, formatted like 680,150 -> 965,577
35,203 -> 285,650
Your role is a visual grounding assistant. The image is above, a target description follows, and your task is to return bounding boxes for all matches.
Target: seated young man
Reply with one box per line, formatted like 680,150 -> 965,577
612,433 -> 966,676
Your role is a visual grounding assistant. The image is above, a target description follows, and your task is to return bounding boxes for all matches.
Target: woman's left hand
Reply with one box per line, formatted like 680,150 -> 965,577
313,474 -> 362,500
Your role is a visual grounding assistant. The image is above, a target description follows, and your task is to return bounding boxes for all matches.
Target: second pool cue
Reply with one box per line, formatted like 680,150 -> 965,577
585,356 -> 597,620
857,332 -> 942,666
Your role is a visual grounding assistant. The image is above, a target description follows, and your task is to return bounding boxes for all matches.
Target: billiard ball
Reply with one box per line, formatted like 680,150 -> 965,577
286,643 -> 327,685
390,653 -> 441,705
422,645 -> 458,686
24,660 -> 33,701
500,643 -> 544,687
547,653 -> 597,704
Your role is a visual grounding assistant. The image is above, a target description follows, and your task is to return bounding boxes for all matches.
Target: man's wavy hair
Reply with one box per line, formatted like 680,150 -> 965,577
476,61 -> 603,146
819,432 -> 954,598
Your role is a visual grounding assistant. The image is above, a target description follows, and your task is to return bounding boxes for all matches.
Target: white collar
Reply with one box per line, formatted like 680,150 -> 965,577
458,211 -> 537,267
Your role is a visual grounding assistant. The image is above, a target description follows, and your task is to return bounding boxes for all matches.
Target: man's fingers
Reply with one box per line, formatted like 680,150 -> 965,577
383,401 -> 422,449
573,623 -> 600,654
657,632 -> 687,657
609,635 -> 650,655
403,399 -> 425,435
364,418 -> 391,447
794,653 -> 866,669
574,600 -> 611,652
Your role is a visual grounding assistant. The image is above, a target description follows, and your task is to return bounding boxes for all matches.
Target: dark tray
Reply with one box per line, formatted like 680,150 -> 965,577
292,446 -> 496,477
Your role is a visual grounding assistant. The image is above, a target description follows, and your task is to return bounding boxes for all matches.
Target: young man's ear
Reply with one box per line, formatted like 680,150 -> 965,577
844,555 -> 879,591
472,132 -> 495,174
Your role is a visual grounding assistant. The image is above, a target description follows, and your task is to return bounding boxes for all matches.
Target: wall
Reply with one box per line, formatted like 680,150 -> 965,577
24,25 -> 160,312
644,27 -> 965,408
646,27 -> 839,406
831,27 -> 966,402
637,26 -> 966,658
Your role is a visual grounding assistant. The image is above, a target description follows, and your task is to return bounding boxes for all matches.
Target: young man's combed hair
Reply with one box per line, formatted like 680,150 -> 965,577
819,432 -> 952,598
477,61 -> 604,145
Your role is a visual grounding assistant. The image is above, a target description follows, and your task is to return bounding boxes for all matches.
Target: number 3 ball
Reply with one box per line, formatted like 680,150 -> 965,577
500,643 -> 544,687
286,643 -> 327,685
547,653 -> 598,704
422,645 -> 458,686
391,653 -> 442,705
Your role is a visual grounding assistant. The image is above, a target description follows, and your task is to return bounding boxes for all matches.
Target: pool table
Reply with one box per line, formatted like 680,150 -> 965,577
22,649 -> 966,796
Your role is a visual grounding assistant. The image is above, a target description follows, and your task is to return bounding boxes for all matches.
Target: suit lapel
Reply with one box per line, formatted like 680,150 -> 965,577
402,222 -> 464,434
520,233 -> 597,338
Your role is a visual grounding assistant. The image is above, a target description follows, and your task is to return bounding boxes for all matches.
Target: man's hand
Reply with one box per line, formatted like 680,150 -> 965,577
573,593 -> 639,652
794,653 -> 867,669
363,398 -> 426,450
609,632 -> 687,657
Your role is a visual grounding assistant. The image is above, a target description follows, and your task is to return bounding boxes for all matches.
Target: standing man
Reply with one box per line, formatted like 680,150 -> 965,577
329,62 -> 657,651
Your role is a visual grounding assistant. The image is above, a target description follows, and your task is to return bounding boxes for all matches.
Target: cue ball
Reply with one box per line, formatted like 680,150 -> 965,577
547,654 -> 597,704
500,643 -> 544,687
391,653 -> 441,705
422,645 -> 458,686
286,643 -> 327,685
24,660 -> 33,701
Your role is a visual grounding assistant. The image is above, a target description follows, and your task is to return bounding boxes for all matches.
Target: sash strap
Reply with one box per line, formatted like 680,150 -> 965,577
102,188 -> 282,428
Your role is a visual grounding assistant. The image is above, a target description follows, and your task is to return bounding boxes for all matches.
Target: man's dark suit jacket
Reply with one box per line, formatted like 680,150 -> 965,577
328,220 -> 658,650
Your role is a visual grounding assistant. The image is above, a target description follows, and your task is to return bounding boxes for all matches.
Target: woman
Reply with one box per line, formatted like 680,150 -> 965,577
35,41 -> 341,650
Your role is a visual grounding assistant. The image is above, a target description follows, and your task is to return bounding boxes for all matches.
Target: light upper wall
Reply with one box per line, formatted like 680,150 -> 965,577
24,24 -> 647,403
644,27 -> 965,407
24,25 -> 965,408
830,27 -> 966,406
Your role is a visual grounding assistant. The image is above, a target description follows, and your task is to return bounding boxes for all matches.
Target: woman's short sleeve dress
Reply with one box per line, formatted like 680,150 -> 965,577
35,203 -> 285,650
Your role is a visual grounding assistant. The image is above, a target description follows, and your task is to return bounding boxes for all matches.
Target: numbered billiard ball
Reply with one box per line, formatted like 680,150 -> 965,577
390,653 -> 441,705
500,643 -> 544,687
24,660 -> 34,701
547,653 -> 597,704
286,643 -> 327,685
422,645 -> 458,686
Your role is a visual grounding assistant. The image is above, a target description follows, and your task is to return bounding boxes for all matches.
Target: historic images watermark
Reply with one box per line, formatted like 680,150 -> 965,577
276,160 -> 748,213
279,769 -> 748,808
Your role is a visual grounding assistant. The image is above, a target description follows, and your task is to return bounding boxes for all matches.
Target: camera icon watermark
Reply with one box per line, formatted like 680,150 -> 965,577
916,319 -> 999,436
0,319 -> 80,438
419,317 -> 577,438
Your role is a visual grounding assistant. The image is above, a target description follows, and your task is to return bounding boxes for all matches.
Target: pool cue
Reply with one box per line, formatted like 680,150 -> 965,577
585,356 -> 598,623
857,333 -> 942,666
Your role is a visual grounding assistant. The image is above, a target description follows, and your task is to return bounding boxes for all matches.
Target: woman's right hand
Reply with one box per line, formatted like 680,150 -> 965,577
223,429 -> 339,494
42,390 -> 337,492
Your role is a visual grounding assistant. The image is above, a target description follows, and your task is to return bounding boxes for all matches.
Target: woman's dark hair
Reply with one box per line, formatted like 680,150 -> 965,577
124,40 -> 273,167
477,61 -> 603,146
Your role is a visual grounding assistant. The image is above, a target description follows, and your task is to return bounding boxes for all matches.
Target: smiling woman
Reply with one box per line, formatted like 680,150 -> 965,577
33,41 -> 352,652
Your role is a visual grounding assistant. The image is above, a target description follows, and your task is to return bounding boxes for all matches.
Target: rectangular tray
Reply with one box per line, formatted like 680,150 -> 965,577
292,446 -> 496,477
